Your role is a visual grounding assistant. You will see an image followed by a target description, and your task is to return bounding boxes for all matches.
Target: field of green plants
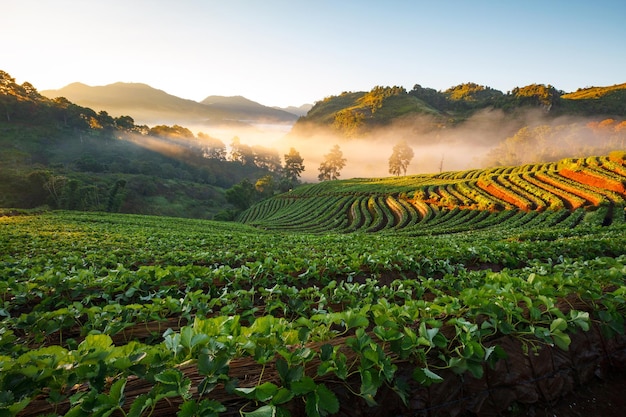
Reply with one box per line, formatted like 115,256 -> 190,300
239,154 -> 626,233
1,153 -> 626,417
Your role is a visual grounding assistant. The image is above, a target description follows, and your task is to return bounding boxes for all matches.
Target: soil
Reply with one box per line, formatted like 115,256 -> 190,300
509,370 -> 626,417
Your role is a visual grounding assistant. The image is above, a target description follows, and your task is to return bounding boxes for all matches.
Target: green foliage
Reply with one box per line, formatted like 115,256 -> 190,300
0,69 -> 284,219
296,81 -> 626,137
283,147 -> 305,188
0,210 -> 625,415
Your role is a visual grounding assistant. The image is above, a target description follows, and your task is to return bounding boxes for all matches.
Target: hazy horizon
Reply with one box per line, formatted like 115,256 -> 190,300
3,1 -> 625,108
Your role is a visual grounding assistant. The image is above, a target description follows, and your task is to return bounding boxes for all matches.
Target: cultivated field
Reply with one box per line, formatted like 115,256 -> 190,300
1,152 -> 625,417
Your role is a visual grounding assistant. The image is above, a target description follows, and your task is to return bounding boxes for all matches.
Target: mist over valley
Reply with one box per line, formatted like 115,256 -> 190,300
2,69 -> 625,219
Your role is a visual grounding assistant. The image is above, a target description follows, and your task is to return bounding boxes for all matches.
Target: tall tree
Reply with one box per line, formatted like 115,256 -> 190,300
388,141 -> 414,176
198,132 -> 227,160
230,137 -> 254,165
318,144 -> 346,181
283,148 -> 305,187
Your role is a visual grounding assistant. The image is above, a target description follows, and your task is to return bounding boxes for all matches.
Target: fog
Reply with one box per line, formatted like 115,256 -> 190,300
174,108 -> 622,183
184,109 -> 524,182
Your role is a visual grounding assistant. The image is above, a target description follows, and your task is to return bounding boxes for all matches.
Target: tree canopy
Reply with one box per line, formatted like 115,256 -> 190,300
283,148 -> 305,186
318,145 -> 346,181
388,141 -> 414,176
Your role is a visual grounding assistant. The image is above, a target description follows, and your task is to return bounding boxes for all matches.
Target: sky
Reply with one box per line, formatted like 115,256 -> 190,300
3,0 -> 626,108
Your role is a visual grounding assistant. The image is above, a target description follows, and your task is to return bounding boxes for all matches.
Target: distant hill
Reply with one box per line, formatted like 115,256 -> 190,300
41,82 -> 298,126
293,83 -> 626,138
275,103 -> 313,117
200,95 -> 298,123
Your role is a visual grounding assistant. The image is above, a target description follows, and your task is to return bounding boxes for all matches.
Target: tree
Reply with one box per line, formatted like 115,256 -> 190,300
198,132 -> 227,160
388,141 -> 414,176
252,145 -> 281,172
225,179 -> 256,210
255,174 -> 275,198
318,145 -> 346,181
283,148 -> 305,186
229,137 -> 254,165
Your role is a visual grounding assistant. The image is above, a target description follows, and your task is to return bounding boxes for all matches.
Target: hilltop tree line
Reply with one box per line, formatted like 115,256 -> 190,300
296,82 -> 626,138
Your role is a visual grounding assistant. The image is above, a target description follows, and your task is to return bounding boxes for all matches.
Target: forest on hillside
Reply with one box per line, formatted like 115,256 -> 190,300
0,70 -> 302,219
2,69 -> 625,220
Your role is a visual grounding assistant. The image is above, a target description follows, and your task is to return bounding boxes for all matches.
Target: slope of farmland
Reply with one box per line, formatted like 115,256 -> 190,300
239,152 -> 626,233
2,151 -> 626,417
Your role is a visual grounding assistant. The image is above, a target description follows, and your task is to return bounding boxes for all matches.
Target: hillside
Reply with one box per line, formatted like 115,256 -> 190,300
239,152 -> 626,233
41,82 -> 298,126
0,70 -> 281,219
293,83 -> 626,138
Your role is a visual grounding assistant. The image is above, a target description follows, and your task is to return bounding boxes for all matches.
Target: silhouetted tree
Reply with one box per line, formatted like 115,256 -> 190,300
283,148 -> 305,187
198,132 -> 227,160
229,137 -> 254,165
318,144 -> 346,181
388,141 -> 414,176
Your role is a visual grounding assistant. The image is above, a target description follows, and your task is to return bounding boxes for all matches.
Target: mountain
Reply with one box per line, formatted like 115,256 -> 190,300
200,95 -> 298,123
275,104 -> 313,117
41,82 -> 298,126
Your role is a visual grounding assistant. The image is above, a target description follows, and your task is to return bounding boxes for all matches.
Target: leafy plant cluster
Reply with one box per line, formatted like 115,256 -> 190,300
1,211 -> 625,416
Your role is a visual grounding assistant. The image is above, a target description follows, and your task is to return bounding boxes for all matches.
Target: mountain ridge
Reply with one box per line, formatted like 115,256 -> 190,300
41,82 -> 300,126
293,82 -> 626,138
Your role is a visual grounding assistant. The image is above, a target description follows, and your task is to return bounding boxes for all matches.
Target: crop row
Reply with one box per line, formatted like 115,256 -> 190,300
1,211 -> 626,416
239,154 -> 626,233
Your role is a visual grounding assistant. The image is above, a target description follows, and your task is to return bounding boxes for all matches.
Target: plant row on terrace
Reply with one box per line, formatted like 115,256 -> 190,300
239,153 -> 626,233
1,211 -> 625,416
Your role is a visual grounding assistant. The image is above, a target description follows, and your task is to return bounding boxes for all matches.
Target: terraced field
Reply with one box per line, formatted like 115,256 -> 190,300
239,153 -> 626,233
1,152 -> 626,417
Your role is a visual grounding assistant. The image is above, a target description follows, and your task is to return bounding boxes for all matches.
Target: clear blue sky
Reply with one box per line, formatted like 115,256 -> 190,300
3,0 -> 625,107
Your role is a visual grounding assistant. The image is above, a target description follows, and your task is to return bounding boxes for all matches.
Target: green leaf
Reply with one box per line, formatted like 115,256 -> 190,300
291,376 -> 317,395
255,382 -> 279,402
413,367 -> 443,386
344,311 -> 369,330
320,344 -> 333,361
197,353 -> 229,377
275,357 -> 289,382
270,388 -> 294,405
551,330 -> 571,350
466,360 -> 484,379
127,394 -> 152,417
359,368 -> 380,406
316,384 -> 339,415
234,382 -> 278,402
305,392 -> 320,417
569,310 -> 590,331
180,326 -> 193,349
550,317 -> 567,333
242,404 -> 277,417
109,378 -> 127,407
154,369 -> 182,385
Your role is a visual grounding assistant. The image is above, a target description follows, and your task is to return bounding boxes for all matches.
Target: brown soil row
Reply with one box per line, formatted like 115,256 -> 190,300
477,180 -> 533,210
534,171 -> 604,206
560,168 -> 626,194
